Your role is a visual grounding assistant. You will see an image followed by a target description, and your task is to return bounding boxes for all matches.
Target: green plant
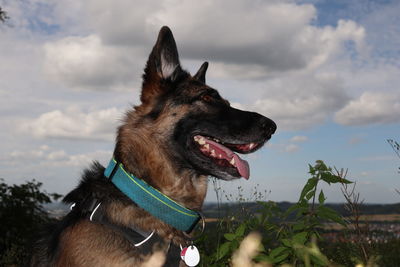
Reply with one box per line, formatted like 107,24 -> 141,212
340,178 -> 372,265
199,160 -> 352,266
0,179 -> 62,266
256,160 -> 351,266
198,182 -> 271,266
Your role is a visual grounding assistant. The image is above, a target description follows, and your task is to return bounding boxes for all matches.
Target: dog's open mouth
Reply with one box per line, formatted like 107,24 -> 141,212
193,135 -> 263,179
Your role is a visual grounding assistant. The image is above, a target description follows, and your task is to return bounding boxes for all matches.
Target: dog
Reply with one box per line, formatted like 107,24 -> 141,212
30,26 -> 276,267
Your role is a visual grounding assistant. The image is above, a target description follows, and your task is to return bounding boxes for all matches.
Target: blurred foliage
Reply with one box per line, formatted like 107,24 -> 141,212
321,238 -> 400,267
0,179 -> 61,266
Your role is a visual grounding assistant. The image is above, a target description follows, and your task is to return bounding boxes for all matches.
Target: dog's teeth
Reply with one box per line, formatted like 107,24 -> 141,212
230,158 -> 235,165
198,138 -> 206,145
211,149 -> 216,157
194,136 -> 199,142
249,143 -> 255,149
204,144 -> 210,150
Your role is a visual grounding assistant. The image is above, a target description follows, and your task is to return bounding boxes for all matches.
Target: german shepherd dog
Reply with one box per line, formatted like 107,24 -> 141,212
31,26 -> 276,266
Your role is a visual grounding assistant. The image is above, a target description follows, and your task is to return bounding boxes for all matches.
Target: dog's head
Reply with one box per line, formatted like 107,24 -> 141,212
116,26 -> 276,182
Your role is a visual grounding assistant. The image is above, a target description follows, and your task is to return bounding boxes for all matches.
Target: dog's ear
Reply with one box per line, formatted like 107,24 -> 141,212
193,62 -> 208,84
141,26 -> 182,104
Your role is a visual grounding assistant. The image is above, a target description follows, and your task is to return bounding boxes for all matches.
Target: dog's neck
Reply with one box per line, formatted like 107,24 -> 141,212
117,153 -> 208,211
114,117 -> 208,211
111,140 -> 207,242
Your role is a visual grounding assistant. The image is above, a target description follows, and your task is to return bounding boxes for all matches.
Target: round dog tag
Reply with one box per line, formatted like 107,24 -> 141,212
180,246 -> 188,261
182,245 -> 200,266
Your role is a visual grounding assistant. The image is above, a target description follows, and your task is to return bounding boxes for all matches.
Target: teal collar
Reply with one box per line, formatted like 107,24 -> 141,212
104,158 -> 200,232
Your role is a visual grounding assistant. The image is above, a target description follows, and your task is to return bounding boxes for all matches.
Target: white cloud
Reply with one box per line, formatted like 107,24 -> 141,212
47,150 -> 69,161
267,135 -> 307,153
357,155 -> 398,162
359,1 -> 400,64
1,0 -> 399,203
266,142 -> 300,154
10,148 -> 48,162
0,0 -> 83,33
151,2 -> 365,75
20,107 -> 123,141
360,172 -> 370,178
44,35 -> 143,90
82,0 -> 159,46
1,0 -> 387,135
348,136 -> 365,145
284,144 -> 300,153
2,144 -> 112,194
335,91 -> 400,126
290,135 -> 308,143
40,0 -> 367,90
249,72 -> 349,130
35,0 -> 369,133
7,145 -> 111,168
209,62 -> 274,80
150,1 -> 318,69
53,149 -> 111,167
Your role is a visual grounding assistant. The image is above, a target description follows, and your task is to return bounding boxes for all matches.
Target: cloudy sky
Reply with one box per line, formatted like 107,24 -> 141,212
1,0 -> 399,203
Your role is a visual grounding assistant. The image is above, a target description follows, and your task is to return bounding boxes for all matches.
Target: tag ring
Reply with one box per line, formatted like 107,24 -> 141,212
183,211 -> 206,241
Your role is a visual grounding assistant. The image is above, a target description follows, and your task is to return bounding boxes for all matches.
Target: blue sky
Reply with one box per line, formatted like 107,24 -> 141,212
0,0 -> 399,203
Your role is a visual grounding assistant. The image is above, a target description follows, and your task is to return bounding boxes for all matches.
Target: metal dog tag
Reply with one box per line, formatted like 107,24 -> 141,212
180,245 -> 200,266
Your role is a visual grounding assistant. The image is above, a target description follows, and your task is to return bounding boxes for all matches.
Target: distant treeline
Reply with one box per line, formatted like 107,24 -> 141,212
203,201 -> 400,219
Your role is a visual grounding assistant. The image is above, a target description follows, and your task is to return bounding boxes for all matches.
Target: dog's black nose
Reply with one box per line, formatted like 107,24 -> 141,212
261,117 -> 277,137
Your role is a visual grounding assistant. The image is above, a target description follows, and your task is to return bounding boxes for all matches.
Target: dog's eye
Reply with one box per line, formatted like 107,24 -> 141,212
200,90 -> 220,103
201,94 -> 213,102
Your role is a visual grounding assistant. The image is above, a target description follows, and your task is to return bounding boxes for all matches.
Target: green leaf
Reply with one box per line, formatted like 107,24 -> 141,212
281,238 -> 292,247
308,164 -> 316,175
269,246 -> 288,258
292,232 -> 308,245
310,254 -> 330,266
315,160 -> 328,171
299,178 -> 318,201
284,203 -> 300,217
320,172 -> 339,184
317,206 -> 345,225
293,221 -> 305,231
231,239 -> 240,250
339,177 -> 353,184
298,199 -> 309,208
224,233 -> 236,241
235,223 -> 246,237
217,242 -> 231,260
318,190 -> 325,204
305,190 -> 315,200
321,173 -> 352,185
254,254 -> 272,263
272,252 -> 290,263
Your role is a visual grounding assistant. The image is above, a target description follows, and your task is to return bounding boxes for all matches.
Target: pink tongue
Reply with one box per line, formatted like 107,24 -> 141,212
203,138 -> 250,179
232,154 -> 250,180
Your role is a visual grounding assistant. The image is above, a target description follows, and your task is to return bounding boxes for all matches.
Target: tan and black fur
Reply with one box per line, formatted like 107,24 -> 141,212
31,26 -> 276,266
